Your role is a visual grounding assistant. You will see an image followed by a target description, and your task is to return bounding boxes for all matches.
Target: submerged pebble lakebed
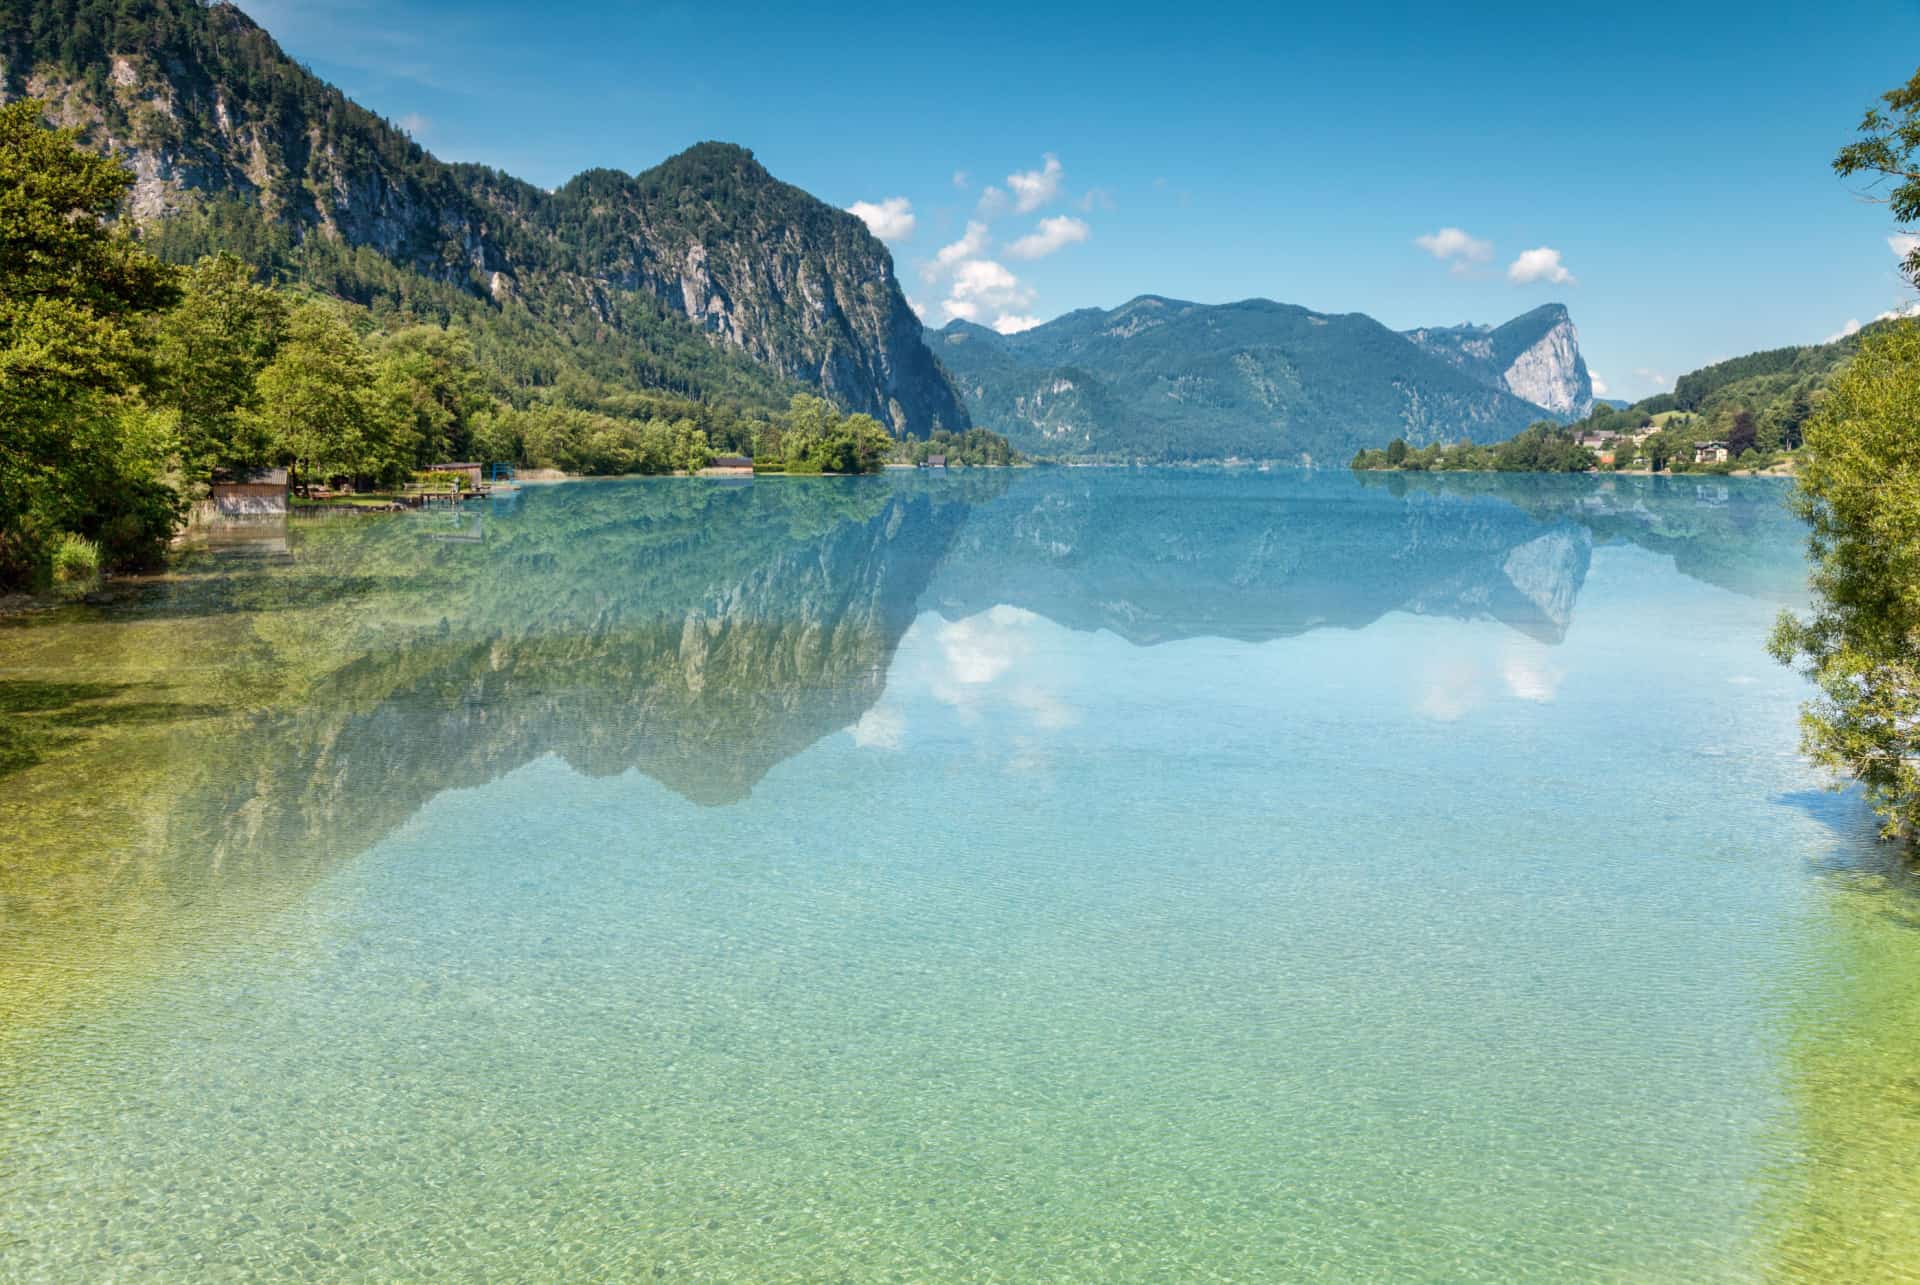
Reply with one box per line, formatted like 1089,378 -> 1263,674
2,469 -> 1918,1280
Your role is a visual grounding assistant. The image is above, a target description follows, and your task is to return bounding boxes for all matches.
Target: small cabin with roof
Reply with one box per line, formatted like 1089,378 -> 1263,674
1693,440 -> 1729,464
923,454 -> 947,469
701,454 -> 754,477
426,462 -> 484,490
211,467 -> 288,517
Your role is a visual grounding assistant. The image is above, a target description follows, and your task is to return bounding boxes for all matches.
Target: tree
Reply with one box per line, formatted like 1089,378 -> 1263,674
255,303 -> 390,487
671,419 -> 712,473
781,393 -> 838,470
1771,323 -> 1920,840
1491,422 -> 1597,472
1727,408 -> 1758,457
154,253 -> 287,478
0,99 -> 182,585
1386,437 -> 1409,465
1770,69 -> 1920,843
1783,389 -> 1815,450
372,325 -> 492,467
818,412 -> 893,474
518,405 -> 590,473
470,404 -> 524,466
1834,67 -> 1920,288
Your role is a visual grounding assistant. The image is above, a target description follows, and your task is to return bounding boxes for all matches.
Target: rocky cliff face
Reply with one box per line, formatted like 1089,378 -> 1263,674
546,149 -> 967,433
0,0 -> 968,434
1403,304 -> 1594,420
1493,308 -> 1591,417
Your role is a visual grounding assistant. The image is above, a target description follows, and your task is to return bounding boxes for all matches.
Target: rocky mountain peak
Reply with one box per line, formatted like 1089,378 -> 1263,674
1404,303 -> 1593,419
2,0 -> 969,434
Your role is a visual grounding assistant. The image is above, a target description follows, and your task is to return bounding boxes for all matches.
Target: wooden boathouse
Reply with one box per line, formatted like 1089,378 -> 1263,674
210,467 -> 289,517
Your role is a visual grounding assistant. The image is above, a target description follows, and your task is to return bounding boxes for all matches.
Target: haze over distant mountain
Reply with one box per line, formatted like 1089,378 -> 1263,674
927,296 -> 1588,462
0,0 -> 969,434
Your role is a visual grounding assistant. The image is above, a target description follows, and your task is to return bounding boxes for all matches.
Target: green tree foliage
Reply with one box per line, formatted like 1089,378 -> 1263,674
891,428 -> 1021,467
1771,323 -> 1920,840
1351,423 -> 1596,473
1669,339 -> 1856,450
773,396 -> 894,474
0,98 -> 182,585
255,303 -> 395,486
371,325 -> 491,466
1834,66 -> 1920,288
1727,409 -> 1758,457
154,252 -> 287,476
1490,424 -> 1598,472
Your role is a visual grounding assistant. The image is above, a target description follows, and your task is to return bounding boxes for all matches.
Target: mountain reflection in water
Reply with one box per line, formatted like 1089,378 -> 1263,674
0,469 -> 1808,1020
8,468 -> 1920,1281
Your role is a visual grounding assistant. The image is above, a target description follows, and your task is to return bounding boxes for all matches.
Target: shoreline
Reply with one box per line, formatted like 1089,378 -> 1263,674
1351,464 -> 1796,480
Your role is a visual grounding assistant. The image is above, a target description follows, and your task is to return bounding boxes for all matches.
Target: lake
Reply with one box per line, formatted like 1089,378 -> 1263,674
3,469 -> 1917,1280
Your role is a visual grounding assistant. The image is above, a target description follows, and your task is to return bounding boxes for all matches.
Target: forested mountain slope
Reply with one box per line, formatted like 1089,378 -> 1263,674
0,0 -> 968,433
928,296 -> 1566,462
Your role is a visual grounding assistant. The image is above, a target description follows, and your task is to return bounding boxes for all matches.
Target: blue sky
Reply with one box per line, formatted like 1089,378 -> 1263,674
242,0 -> 1920,401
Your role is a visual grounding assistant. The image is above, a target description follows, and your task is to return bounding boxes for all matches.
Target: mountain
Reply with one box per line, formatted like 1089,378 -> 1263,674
926,296 -> 1574,463
0,0 -> 968,434
1403,303 -> 1594,419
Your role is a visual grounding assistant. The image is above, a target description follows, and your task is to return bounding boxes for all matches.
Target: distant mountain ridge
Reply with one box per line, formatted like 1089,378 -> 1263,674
0,0 -> 968,434
928,296 -> 1587,462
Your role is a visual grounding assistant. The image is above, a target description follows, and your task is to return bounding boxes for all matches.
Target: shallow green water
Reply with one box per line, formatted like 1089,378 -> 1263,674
3,470 -> 1918,1280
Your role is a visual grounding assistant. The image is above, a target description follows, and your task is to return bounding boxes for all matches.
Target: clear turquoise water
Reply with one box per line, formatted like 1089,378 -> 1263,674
3,470 -> 1918,1280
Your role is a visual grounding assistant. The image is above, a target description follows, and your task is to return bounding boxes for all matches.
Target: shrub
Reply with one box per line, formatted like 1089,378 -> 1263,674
49,533 -> 101,586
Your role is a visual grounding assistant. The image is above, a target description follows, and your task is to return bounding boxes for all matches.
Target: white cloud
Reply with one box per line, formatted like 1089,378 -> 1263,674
952,259 -> 1020,296
1006,154 -> 1063,213
850,704 -> 905,750
847,196 -> 915,241
1589,370 -> 1609,397
1890,233 -> 1920,261
1414,226 -> 1492,274
937,605 -> 1036,687
924,220 -> 990,283
1634,367 -> 1672,391
1502,642 -> 1562,703
950,259 -> 1031,305
1830,298 -> 1920,340
940,260 -> 1034,327
1006,215 -> 1090,260
932,153 -> 1094,328
397,112 -> 431,139
906,295 -> 929,321
1078,188 -> 1115,212
1508,246 -> 1576,285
